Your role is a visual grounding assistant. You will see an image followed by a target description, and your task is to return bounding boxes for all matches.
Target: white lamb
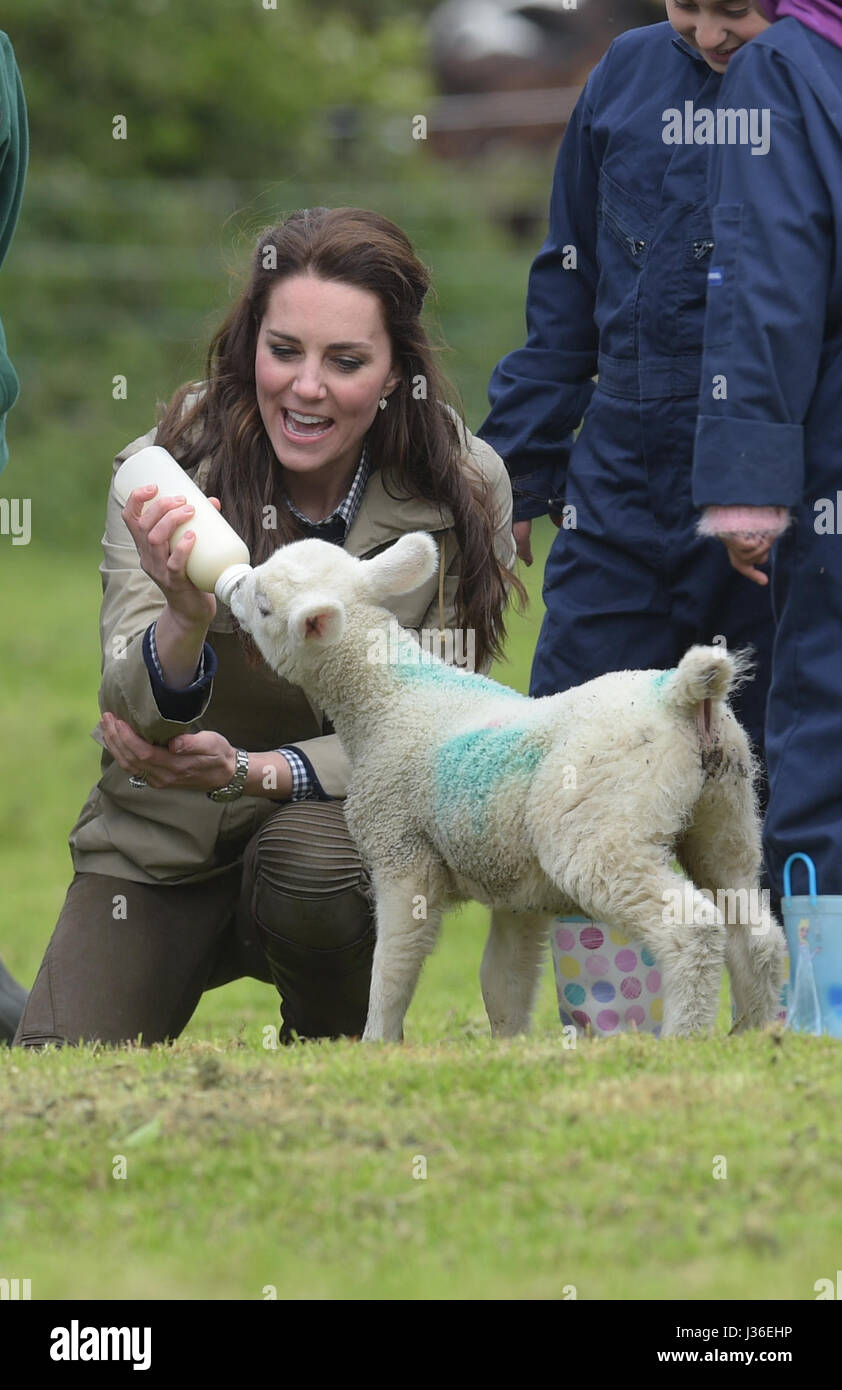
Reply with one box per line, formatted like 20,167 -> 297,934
230,532 -> 785,1042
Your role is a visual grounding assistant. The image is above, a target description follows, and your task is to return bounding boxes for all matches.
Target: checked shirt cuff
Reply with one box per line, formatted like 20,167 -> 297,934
278,747 -> 321,802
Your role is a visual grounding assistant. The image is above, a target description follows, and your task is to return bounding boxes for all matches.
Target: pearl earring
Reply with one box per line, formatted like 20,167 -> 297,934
378,396 -> 388,410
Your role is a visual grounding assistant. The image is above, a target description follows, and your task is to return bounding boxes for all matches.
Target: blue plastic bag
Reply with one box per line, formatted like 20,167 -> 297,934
781,854 -> 842,1039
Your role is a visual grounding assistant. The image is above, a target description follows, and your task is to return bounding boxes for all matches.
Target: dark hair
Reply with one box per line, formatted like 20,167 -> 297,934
155,206 -> 523,667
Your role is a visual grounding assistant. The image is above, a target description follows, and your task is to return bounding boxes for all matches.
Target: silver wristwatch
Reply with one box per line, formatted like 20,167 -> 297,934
207,748 -> 250,802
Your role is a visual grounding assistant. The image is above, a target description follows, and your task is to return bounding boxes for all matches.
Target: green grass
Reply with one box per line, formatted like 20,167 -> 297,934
1,531 -> 839,1301
3,1033 -> 840,1300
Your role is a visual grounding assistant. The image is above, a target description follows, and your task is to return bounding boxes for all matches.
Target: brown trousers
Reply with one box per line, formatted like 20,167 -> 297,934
14,801 -> 375,1047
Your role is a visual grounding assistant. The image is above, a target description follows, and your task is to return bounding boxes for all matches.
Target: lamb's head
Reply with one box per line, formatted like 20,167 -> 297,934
230,531 -> 438,679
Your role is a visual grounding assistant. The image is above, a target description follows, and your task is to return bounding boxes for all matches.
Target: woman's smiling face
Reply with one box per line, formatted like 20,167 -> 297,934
666,0 -> 770,71
254,272 -> 400,490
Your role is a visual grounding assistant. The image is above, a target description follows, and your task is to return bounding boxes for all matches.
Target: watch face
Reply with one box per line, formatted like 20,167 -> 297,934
208,750 -> 248,801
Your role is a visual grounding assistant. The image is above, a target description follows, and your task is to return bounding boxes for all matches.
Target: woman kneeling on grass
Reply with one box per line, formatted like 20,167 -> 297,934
14,207 -> 518,1048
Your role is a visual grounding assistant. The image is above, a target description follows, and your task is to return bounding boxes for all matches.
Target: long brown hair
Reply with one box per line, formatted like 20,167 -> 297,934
155,206 -> 523,667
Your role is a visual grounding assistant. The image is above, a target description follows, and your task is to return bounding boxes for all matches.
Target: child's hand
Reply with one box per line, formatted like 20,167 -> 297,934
699,505 -> 790,587
720,534 -> 775,586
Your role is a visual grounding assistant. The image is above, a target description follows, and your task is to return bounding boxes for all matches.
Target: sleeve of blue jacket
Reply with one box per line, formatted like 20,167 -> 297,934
477,76 -> 600,522
693,43 -> 832,509
0,32 -> 28,476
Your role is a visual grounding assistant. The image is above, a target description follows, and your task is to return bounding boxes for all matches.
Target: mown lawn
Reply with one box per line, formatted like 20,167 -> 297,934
3,1031 -> 840,1301
1,531 -> 839,1302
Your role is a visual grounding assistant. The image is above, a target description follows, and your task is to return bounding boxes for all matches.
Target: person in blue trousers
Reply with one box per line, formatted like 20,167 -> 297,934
479,2 -> 774,771
693,0 -> 842,902
0,29 -> 28,1041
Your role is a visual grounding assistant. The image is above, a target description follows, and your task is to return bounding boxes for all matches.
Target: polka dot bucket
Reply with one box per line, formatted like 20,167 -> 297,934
551,917 -> 663,1037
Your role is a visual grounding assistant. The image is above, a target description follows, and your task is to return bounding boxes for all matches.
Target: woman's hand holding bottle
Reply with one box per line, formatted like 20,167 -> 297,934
121,486 -> 227,687
121,484 -> 223,628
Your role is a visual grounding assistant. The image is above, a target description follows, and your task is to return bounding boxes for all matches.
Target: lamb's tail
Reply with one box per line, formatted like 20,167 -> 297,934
661,646 -> 754,737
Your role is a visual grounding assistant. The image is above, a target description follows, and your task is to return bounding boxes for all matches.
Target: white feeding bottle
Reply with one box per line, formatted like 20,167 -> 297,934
113,445 -> 252,605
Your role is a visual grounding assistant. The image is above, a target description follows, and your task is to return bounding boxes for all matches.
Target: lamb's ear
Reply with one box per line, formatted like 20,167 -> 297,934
361,532 -> 438,602
288,596 -> 346,647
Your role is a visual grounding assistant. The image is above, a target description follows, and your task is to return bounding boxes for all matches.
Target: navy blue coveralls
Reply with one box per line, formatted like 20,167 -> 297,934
693,19 -> 842,896
479,21 -> 773,761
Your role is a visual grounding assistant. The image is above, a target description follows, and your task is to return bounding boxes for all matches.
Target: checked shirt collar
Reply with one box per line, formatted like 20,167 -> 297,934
283,441 -> 371,545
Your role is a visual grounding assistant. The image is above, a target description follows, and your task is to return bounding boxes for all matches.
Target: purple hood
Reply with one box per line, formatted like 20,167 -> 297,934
757,0 -> 842,49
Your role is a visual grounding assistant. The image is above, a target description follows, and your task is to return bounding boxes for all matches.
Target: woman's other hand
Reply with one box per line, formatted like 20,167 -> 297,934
99,712 -> 237,792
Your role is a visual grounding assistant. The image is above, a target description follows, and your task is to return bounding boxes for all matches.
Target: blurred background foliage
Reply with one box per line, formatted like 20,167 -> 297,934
13,0 -> 438,181
0,0 -> 660,548
1,0 -> 561,547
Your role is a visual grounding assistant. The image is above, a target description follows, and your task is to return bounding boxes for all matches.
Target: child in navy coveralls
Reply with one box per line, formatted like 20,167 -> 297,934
693,0 -> 842,900
480,2 -> 774,765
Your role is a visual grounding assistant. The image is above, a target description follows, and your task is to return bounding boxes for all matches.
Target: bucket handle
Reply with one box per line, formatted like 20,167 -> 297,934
782,852 -> 819,903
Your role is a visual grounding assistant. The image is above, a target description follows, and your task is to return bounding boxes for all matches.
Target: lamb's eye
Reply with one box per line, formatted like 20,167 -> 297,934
256,593 -> 272,618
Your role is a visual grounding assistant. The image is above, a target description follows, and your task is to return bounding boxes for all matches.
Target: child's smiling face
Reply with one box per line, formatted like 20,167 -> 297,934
665,0 -> 770,72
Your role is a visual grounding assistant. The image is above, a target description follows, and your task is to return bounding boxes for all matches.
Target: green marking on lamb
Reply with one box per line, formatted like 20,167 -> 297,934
652,669 -> 674,693
395,654 -> 525,702
435,724 -> 543,835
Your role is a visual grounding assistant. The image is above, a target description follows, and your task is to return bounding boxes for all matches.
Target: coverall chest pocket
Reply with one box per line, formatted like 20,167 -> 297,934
596,169 -> 657,355
674,203 -> 716,354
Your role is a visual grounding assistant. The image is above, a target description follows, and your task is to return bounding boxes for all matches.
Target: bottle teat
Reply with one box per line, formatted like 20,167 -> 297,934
215,563 -> 252,606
